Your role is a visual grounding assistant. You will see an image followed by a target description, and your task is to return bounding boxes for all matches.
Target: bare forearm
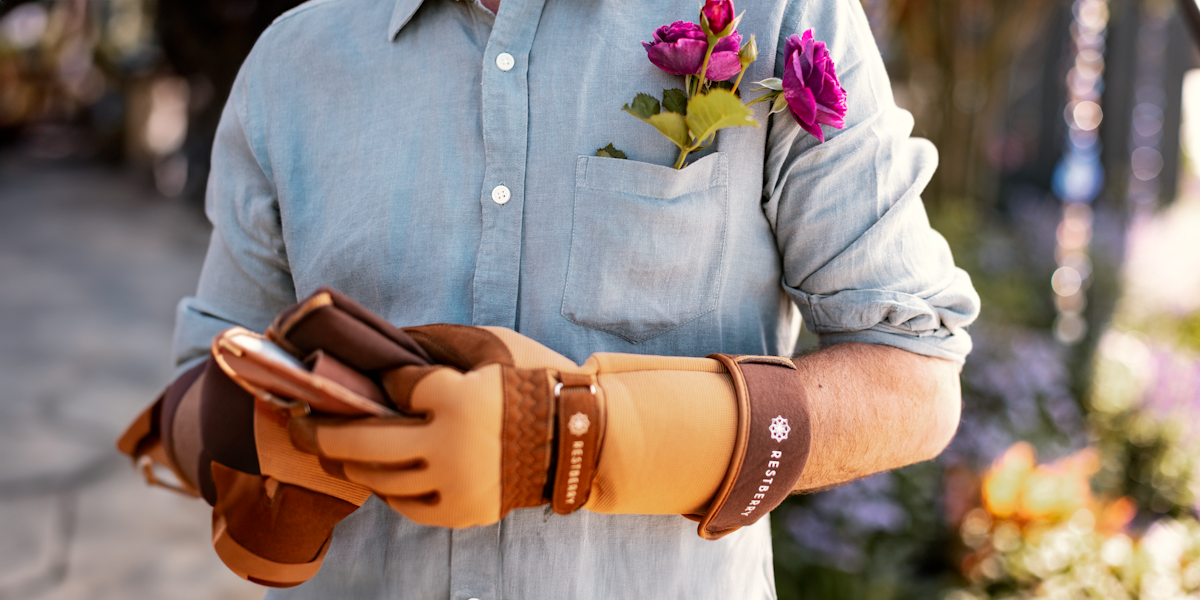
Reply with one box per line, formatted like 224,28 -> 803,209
791,342 -> 962,492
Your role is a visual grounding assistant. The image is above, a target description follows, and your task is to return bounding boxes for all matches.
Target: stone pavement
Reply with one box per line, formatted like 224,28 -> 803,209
0,156 -> 262,600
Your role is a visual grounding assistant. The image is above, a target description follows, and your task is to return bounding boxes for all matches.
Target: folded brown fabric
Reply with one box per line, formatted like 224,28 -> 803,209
119,287 -> 432,587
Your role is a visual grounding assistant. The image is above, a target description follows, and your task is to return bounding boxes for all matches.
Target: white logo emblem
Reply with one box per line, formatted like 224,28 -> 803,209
568,413 -> 591,436
769,416 -> 790,442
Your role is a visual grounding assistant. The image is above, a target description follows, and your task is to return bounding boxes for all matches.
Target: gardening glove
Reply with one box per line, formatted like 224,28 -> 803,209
118,287 -> 432,586
291,322 -> 815,540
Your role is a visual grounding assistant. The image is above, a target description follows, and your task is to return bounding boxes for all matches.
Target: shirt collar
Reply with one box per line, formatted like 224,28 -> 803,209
388,0 -> 425,41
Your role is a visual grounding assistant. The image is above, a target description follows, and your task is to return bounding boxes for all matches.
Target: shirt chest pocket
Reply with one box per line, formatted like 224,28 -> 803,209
561,152 -> 730,343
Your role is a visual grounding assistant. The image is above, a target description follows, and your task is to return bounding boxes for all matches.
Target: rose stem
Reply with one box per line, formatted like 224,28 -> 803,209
731,66 -> 746,94
673,144 -> 690,169
694,44 -> 716,96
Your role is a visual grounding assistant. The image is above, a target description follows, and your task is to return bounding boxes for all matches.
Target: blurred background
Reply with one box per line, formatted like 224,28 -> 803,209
0,0 -> 1198,598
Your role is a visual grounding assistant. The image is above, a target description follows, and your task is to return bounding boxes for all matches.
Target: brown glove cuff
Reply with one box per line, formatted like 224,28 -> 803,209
116,361 -> 208,500
499,366 -> 557,514
210,462 -> 355,588
695,355 -> 812,540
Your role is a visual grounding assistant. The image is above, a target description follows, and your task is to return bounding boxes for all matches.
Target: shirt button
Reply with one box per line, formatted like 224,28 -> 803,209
495,52 -> 515,71
491,185 -> 511,205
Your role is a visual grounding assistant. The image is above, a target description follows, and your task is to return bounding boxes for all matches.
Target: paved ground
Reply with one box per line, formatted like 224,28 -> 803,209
0,155 -> 262,600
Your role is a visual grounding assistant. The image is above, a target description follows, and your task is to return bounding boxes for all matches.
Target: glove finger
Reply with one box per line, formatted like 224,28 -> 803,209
381,495 -> 444,527
288,416 -> 431,464
382,494 -> 500,529
341,461 -> 437,497
380,365 -> 444,412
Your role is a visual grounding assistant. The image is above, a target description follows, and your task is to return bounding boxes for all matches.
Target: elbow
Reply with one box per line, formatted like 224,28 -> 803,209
919,360 -> 962,461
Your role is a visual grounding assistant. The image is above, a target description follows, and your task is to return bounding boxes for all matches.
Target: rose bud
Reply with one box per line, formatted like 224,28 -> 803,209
643,22 -> 743,81
781,30 -> 847,142
738,34 -> 757,68
702,0 -> 735,36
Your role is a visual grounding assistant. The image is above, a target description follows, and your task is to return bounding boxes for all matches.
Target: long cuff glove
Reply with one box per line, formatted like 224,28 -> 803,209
291,324 -> 814,540
117,288 -> 432,586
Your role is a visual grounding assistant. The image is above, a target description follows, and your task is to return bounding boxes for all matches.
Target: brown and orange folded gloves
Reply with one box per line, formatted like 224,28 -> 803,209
118,288 -> 814,587
117,290 -> 432,587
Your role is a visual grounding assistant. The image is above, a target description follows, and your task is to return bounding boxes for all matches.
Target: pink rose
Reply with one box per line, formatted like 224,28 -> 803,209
782,30 -> 847,142
643,21 -> 744,81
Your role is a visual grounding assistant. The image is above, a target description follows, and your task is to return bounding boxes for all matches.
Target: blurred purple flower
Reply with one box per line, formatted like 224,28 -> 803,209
1142,346 -> 1200,440
781,30 -> 847,142
643,22 -> 743,81
786,511 -> 866,572
702,0 -> 734,34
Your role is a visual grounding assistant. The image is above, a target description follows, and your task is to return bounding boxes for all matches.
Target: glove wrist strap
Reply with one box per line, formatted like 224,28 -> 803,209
551,372 -> 605,514
696,355 -> 812,540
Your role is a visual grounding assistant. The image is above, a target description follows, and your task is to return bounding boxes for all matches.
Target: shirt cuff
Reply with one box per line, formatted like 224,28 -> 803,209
789,279 -> 978,367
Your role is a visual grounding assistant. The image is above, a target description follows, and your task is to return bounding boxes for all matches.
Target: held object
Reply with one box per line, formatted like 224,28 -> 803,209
117,289 -> 433,587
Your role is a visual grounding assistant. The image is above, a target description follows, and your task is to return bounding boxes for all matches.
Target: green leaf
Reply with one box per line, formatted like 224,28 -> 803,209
623,93 -> 661,119
596,143 -> 627,159
624,94 -> 689,149
642,112 -> 690,149
662,88 -> 688,115
751,77 -> 783,91
771,94 -> 790,115
685,89 -> 758,147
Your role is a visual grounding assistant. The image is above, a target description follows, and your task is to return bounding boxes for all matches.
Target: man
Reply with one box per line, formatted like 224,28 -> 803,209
134,0 -> 980,596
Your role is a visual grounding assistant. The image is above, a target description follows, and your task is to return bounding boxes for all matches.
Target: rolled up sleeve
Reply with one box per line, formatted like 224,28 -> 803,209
763,0 -> 980,365
172,57 -> 297,374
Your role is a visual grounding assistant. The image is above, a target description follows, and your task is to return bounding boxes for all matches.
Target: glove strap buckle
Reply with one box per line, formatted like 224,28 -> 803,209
553,381 -> 596,398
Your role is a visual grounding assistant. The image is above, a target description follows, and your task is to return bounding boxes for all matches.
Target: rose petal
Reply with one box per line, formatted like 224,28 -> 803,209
784,33 -> 803,60
800,32 -> 816,76
705,52 -> 742,81
794,107 -> 825,142
645,37 -> 709,76
654,21 -> 706,43
814,106 -> 844,129
806,43 -> 831,93
813,72 -> 845,114
784,70 -> 817,125
713,31 -> 742,54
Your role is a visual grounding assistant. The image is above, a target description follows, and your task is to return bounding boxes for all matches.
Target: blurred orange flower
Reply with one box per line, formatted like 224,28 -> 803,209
977,442 -> 1133,531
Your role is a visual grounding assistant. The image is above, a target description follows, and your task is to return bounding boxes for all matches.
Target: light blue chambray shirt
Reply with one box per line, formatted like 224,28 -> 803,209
173,0 -> 981,597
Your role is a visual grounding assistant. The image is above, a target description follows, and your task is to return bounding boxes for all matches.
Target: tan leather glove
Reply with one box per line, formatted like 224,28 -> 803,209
291,324 -> 814,540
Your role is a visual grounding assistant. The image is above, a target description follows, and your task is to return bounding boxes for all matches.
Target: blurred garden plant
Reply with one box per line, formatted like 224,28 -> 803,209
948,442 -> 1200,599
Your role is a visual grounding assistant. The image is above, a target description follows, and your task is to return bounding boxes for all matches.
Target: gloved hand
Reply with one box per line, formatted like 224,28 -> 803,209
290,323 -> 814,539
118,287 -> 432,587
